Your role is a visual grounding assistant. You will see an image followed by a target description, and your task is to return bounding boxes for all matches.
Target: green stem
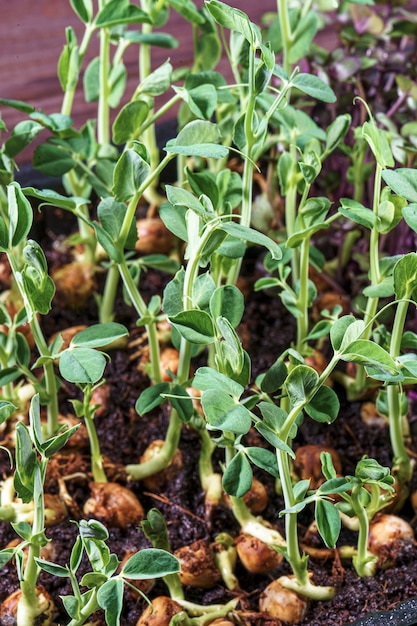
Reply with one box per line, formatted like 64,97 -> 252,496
17,464 -> 46,626
296,236 -> 310,353
350,486 -> 377,577
163,571 -> 185,602
387,299 -> 412,484
118,260 -> 162,384
126,410 -> 182,480
276,446 -> 310,585
126,210 -> 215,481
352,163 -> 383,396
277,0 -> 293,76
286,142 -> 299,285
99,263 -> 119,324
83,385 -> 107,483
138,17 -> 165,206
61,23 -> 95,117
226,43 -> 257,286
229,495 -> 285,546
97,17 -> 110,147
7,254 -> 59,436
98,152 -> 174,324
28,314 -> 60,437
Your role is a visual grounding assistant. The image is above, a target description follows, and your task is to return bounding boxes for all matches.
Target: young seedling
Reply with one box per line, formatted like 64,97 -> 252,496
140,508 -> 239,624
320,452 -> 395,578
36,516 -> 180,626
250,314 -> 400,600
0,394 -> 79,626
2,183 -> 60,437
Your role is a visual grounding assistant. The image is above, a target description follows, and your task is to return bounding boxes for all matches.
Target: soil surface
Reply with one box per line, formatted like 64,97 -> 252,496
0,207 -> 416,626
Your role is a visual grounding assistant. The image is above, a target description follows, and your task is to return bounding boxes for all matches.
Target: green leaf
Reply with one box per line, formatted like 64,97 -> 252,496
292,73 -> 336,103
7,182 -> 33,247
382,168 -> 417,203
260,358 -> 288,394
183,83 -> 218,120
162,269 -> 185,316
79,518 -> 109,541
192,366 -> 244,398
355,457 -> 392,483
0,401 -> 16,426
221,222 -> 282,260
58,28 -> 79,92
98,197 -> 137,250
209,285 -> 244,328
168,385 -> 195,423
159,202 -> 188,241
59,348 -> 108,384
317,477 -> 350,496
124,32 -> 178,48
245,447 -> 279,478
0,548 -> 15,570
363,278 -> 394,300
208,0 -> 260,44
23,187 -> 88,211
0,98 -> 35,114
70,0 -> 93,23
22,270 -> 55,315
222,451 -> 253,497
169,309 -> 215,344
112,100 -> 149,144
166,185 -> 207,218
167,0 -> 205,24
315,499 -> 340,549
286,222 -> 328,248
122,548 -> 180,579
340,340 -> 398,377
285,365 -> 319,408
289,12 -> 318,64
36,559 -> 70,577
393,253 -> 417,301
83,57 -> 100,102
33,143 -> 75,177
14,423 -> 36,502
339,198 -> 376,229
217,316 -> 244,376
62,594 -> 82,620
81,572 -> 108,588
330,315 -> 361,352
165,120 -> 228,158
95,0 -> 150,27
97,578 -> 124,626
202,390 -> 252,434
305,385 -> 339,424
112,144 -> 150,202
403,204 -> 417,234
324,114 -> 351,156
70,323 -> 128,348
4,121 -> 43,159
135,383 -> 171,415
362,120 -> 394,168
42,424 -> 81,459
139,62 -> 172,97
192,273 -> 216,312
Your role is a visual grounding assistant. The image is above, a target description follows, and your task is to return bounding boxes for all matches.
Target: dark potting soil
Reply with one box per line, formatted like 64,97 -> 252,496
0,209 -> 416,626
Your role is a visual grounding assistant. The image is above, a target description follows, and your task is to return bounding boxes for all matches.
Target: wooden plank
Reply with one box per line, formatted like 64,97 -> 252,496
0,2 -> 275,135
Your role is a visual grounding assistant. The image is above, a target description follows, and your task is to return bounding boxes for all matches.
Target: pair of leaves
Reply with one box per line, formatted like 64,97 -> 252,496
58,323 -> 128,384
0,183 -> 33,251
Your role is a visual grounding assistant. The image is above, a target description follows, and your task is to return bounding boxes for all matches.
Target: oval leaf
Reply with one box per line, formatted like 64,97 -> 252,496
122,548 -> 180,579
